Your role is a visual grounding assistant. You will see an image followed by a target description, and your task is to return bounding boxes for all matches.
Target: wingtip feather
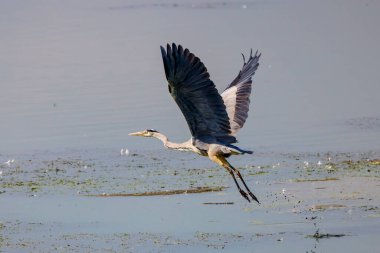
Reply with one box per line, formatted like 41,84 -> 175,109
160,45 -> 166,56
241,53 -> 246,64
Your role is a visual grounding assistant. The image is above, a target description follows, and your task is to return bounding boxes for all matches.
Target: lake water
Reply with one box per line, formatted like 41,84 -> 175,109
1,0 -> 379,154
1,0 -> 380,252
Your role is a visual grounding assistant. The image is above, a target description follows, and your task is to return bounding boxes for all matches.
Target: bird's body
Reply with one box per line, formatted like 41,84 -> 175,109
130,43 -> 261,203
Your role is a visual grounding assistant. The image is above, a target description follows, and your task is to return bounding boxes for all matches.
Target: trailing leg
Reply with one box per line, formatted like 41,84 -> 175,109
215,155 -> 260,204
209,154 -> 250,202
225,165 -> 250,202
232,167 -> 260,204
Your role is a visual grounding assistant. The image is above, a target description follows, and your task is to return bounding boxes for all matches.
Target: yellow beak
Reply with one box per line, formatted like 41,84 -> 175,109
128,131 -> 144,136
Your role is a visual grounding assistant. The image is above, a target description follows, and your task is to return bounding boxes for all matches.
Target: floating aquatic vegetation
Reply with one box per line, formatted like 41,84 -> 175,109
310,204 -> 347,212
203,202 -> 234,205
307,229 -> 346,239
86,186 -> 226,197
292,178 -> 339,183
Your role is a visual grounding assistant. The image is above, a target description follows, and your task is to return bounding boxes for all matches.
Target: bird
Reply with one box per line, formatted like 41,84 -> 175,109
129,43 -> 261,203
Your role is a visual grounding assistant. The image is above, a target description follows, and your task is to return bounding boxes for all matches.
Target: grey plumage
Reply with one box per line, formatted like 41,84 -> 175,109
160,43 -> 235,144
222,50 -> 261,135
130,43 -> 261,203
161,43 -> 260,142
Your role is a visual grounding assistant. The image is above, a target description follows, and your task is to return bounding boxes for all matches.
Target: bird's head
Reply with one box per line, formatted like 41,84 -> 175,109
128,129 -> 159,138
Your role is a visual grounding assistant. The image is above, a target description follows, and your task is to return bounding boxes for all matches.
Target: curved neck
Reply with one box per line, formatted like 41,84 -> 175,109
152,132 -> 190,151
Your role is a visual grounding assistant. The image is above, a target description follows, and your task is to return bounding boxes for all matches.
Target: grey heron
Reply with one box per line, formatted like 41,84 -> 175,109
130,43 -> 261,203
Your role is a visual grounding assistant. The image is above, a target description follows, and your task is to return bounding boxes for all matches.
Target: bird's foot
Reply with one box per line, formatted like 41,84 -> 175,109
248,191 -> 260,204
239,189 -> 251,202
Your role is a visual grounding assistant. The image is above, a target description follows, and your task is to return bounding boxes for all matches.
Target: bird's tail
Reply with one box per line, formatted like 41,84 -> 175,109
243,150 -> 253,155
227,144 -> 253,155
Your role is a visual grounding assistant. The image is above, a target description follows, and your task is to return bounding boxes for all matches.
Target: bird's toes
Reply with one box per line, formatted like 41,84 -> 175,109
239,190 -> 251,202
249,192 -> 260,204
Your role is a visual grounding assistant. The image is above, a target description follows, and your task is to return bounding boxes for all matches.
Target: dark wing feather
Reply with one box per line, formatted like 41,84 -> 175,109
161,43 -> 235,143
221,50 -> 260,135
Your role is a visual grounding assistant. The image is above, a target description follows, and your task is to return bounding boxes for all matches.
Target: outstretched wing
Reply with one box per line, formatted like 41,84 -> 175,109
221,50 -> 260,135
161,43 -> 236,143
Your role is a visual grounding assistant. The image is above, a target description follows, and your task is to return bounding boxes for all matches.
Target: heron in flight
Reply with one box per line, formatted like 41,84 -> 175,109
129,43 -> 261,203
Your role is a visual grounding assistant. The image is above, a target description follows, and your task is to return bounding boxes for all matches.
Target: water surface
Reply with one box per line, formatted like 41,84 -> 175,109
1,0 -> 380,252
1,0 -> 379,153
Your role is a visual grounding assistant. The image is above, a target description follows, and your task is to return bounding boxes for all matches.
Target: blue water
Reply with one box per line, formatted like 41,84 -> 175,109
1,1 -> 380,252
1,0 -> 379,154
